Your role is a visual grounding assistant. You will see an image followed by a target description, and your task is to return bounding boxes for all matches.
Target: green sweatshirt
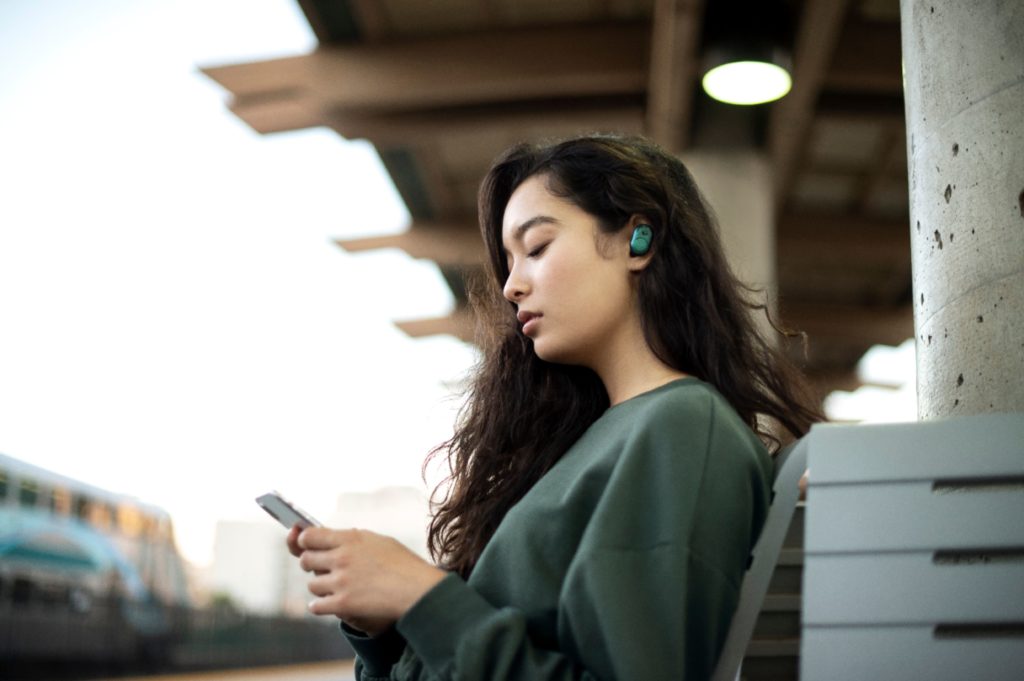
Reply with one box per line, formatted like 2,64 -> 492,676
344,377 -> 773,680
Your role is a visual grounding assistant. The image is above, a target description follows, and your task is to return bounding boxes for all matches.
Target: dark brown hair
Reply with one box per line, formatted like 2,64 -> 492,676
427,134 -> 822,577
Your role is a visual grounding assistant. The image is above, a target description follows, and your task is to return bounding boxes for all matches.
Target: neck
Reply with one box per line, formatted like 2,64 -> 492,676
590,315 -> 688,406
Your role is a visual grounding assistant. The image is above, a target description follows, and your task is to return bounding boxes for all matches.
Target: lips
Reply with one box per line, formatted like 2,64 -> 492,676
517,310 -> 542,336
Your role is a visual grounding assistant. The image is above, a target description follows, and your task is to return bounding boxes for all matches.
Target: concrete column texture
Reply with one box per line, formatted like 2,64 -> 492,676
900,0 -> 1024,419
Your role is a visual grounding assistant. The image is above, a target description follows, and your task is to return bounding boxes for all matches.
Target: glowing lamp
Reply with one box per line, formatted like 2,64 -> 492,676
701,48 -> 792,106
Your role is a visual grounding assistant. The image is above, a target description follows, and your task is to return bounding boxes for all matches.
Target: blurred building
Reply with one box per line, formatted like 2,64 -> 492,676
210,520 -> 299,615
329,486 -> 431,559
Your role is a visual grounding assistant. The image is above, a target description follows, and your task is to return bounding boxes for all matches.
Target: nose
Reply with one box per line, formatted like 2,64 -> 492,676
503,264 -> 529,303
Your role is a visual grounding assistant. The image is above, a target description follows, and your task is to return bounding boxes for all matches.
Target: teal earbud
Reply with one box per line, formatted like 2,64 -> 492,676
629,224 -> 653,256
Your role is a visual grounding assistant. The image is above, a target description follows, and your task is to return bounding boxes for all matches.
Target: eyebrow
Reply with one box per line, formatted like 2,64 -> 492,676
504,215 -> 559,250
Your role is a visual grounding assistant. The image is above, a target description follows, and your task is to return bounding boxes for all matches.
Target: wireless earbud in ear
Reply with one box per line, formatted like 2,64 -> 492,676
629,224 -> 653,256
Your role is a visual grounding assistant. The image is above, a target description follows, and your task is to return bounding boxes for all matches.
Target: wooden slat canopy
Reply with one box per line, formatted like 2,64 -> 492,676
203,0 -> 913,398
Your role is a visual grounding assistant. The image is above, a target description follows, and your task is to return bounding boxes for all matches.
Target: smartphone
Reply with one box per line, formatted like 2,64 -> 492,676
255,490 -> 322,529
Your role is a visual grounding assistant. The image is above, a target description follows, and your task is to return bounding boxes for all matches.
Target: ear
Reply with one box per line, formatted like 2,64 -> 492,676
625,214 -> 655,272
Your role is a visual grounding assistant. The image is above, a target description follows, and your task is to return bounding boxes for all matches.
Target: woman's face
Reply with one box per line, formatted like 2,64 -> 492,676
501,175 -> 644,369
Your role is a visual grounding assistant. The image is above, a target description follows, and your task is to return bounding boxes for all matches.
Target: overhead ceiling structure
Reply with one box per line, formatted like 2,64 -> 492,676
202,0 -> 911,403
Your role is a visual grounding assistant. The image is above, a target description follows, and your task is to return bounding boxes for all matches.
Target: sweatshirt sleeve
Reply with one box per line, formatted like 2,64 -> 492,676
391,392 -> 770,680
341,623 -> 407,680
398,572 -> 595,679
397,547 -> 741,680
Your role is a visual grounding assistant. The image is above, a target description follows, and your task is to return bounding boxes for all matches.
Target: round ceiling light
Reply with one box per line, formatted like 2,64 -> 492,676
702,59 -> 792,106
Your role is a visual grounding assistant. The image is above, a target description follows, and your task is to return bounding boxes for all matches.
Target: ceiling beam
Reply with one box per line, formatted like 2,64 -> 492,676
395,308 -> 476,344
646,0 -> 704,153
781,302 -> 914,346
405,147 -> 462,221
297,0 -> 334,44
226,94 -> 323,135
200,56 -> 307,104
203,23 -> 643,111
328,103 -> 645,220
326,100 -> 645,146
347,0 -> 392,42
779,210 -> 908,235
816,93 -> 906,124
336,221 -> 484,265
307,23 -> 648,111
825,16 -> 903,94
202,24 -> 649,135
777,270 -> 911,310
769,0 -> 852,206
778,211 -> 910,266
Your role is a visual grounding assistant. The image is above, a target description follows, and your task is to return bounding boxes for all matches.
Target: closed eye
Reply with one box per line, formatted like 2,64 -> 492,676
527,242 -> 550,258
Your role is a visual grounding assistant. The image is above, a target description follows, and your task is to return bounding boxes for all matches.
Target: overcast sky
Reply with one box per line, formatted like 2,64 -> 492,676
0,0 -> 478,566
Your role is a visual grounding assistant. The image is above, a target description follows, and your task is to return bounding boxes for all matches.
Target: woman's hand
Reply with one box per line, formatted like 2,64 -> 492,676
286,525 -> 447,637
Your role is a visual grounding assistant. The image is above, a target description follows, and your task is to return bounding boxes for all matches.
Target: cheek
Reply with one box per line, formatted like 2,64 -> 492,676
538,251 -> 589,293
545,264 -> 627,336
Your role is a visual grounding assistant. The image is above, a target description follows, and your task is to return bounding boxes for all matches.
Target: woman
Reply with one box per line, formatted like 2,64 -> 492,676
288,134 -> 821,680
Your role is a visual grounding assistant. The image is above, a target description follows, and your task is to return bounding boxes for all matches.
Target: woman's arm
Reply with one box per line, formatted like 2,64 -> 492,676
290,523 -> 716,680
379,392 -> 771,680
287,390 -> 770,680
390,543 -> 743,680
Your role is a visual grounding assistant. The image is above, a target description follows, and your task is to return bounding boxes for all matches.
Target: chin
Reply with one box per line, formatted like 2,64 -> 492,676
532,338 -> 587,368
531,338 -> 563,363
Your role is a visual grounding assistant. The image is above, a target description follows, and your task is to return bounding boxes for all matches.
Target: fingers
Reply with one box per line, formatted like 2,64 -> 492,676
306,591 -> 378,631
292,527 -> 358,575
286,525 -> 304,557
307,572 -> 337,598
293,529 -> 425,635
308,592 -> 345,617
298,526 -> 356,551
299,547 -> 343,574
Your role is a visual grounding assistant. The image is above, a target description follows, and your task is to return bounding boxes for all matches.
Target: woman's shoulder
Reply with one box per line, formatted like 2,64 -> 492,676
611,376 -> 731,425
609,376 -> 770,466
568,376 -> 773,555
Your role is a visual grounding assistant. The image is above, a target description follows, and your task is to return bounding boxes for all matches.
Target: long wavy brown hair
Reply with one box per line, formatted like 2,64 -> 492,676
426,134 -> 822,577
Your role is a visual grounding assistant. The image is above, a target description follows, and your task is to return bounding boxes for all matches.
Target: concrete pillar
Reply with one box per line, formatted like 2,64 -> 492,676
900,0 -> 1024,419
683,151 -> 776,334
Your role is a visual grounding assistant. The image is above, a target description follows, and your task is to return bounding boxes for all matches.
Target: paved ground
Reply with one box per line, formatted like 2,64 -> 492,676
97,660 -> 356,681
